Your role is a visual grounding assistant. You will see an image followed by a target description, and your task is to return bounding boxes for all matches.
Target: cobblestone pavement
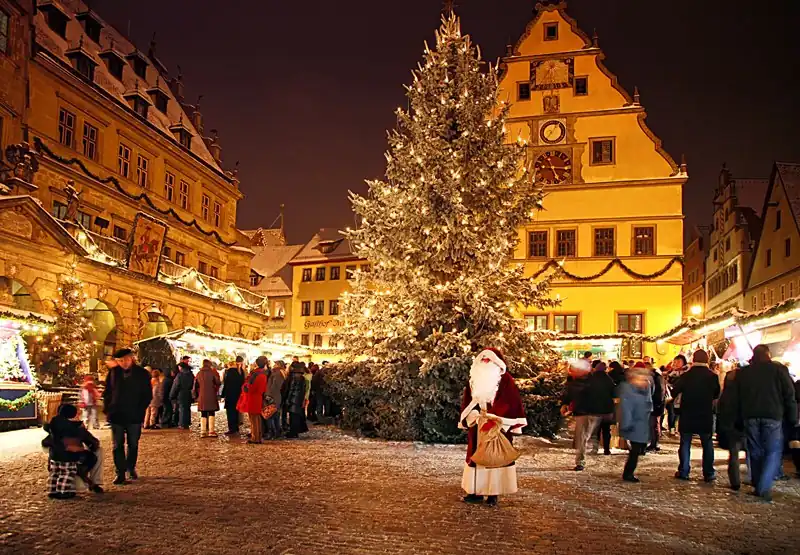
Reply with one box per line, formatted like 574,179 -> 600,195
1,415 -> 799,555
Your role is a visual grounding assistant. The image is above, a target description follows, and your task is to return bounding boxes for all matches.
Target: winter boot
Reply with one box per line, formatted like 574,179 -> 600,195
208,414 -> 218,437
200,416 -> 209,438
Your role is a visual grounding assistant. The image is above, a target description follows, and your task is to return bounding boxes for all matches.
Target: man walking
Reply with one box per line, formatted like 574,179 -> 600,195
222,357 -> 246,435
102,348 -> 152,485
733,345 -> 797,501
170,356 -> 195,429
672,349 -> 720,482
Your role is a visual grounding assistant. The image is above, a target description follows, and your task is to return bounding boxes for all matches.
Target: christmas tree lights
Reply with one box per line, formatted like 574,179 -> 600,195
45,275 -> 96,384
337,13 -> 557,372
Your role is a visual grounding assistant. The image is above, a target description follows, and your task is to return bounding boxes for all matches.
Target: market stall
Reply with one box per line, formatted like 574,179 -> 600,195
0,308 -> 53,425
134,327 -> 313,372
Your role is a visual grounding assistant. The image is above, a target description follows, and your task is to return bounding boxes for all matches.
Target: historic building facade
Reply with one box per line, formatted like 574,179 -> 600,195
288,229 -> 366,351
682,229 -> 706,318
0,0 -> 33,155
503,2 -> 685,359
704,165 -> 765,316
747,163 -> 800,312
0,0 -> 267,373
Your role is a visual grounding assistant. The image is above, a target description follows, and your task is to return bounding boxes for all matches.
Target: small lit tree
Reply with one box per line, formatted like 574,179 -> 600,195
43,275 -> 95,384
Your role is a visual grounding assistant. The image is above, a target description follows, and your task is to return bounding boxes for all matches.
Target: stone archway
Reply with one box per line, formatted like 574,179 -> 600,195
0,276 -> 42,312
140,311 -> 173,340
84,298 -> 121,375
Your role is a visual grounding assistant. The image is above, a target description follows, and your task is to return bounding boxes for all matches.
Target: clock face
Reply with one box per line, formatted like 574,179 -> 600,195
534,151 -> 571,185
540,120 -> 566,144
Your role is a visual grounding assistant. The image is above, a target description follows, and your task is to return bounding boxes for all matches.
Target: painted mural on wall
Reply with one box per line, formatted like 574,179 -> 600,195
128,213 -> 168,278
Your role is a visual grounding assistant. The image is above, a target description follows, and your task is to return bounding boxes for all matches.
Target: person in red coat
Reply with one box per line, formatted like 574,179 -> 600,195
459,348 -> 527,506
237,356 -> 268,444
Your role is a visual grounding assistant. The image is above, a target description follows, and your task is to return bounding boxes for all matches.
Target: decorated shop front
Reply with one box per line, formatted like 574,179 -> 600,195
0,308 -> 53,423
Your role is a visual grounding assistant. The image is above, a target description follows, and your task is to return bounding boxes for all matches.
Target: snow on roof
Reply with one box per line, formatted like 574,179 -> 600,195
776,163 -> 800,231
251,244 -> 303,277
290,228 -> 361,264
33,0 -> 224,174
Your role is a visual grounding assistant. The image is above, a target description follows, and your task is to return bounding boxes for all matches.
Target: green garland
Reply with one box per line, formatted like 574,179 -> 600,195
532,256 -> 684,281
0,390 -> 36,412
0,309 -> 54,329
34,138 -> 237,247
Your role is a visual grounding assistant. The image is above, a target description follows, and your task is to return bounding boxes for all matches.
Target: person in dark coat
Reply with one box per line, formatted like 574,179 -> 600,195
170,358 -> 195,429
193,359 -> 221,438
585,361 -> 616,456
102,348 -> 152,485
717,366 -> 745,490
732,344 -> 798,501
619,366 -> 654,482
672,349 -> 720,482
160,367 -> 177,428
221,357 -> 246,435
265,361 -> 285,439
665,355 -> 688,434
791,377 -> 800,478
42,404 -> 104,497
285,363 -> 309,438
647,365 -> 666,452
608,361 -> 626,386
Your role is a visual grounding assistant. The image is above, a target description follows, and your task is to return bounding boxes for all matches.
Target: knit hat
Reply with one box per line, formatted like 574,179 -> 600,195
112,348 -> 133,359
692,349 -> 709,364
633,361 -> 647,369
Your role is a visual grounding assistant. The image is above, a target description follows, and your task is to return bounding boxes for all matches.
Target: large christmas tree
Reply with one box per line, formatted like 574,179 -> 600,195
43,275 -> 95,384
339,13 -> 557,372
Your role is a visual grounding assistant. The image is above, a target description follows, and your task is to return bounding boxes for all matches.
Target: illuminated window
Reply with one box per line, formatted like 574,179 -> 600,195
210,266 -> 219,279
198,261 -> 208,274
82,122 -> 98,160
618,313 -> 643,358
301,269 -> 312,282
525,314 -> 548,330
0,9 -> 9,54
301,301 -> 311,316
361,264 -> 372,273
780,284 -> 786,302
314,300 -> 325,316
329,300 -> 339,316
77,211 -> 92,229
300,334 -> 310,346
113,225 -> 127,240
553,314 -> 578,333
594,228 -> 615,257
315,267 -> 326,281
345,265 -> 357,279
528,231 -> 548,258
118,143 -> 131,178
52,201 -> 67,219
330,266 -> 341,280
58,108 -> 75,147
751,296 -> 757,311
313,334 -> 323,348
175,251 -> 185,266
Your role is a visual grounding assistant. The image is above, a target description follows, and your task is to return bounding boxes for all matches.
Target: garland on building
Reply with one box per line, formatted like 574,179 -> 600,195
34,138 -> 237,247
531,256 -> 684,281
0,309 -> 54,330
0,390 -> 36,412
42,275 -> 96,385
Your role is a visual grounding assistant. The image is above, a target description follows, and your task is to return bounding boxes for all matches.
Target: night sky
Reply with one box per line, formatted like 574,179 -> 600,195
98,0 -> 800,245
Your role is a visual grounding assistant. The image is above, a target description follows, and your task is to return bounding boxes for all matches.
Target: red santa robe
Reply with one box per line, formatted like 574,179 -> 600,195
459,365 -> 527,496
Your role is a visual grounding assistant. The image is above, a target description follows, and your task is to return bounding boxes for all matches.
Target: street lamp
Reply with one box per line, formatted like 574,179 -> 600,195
690,305 -> 703,316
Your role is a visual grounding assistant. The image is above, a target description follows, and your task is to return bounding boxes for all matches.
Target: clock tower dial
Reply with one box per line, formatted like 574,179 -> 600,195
540,120 -> 566,144
534,151 -> 572,185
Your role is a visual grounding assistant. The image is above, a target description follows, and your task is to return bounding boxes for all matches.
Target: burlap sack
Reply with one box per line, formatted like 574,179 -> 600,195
470,415 -> 520,469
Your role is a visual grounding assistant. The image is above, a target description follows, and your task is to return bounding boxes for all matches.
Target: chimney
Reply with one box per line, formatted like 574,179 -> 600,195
190,95 -> 204,135
169,65 -> 185,103
206,129 -> 222,164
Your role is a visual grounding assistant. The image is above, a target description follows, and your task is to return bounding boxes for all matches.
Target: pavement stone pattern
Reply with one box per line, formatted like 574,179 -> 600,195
1,414 -> 799,555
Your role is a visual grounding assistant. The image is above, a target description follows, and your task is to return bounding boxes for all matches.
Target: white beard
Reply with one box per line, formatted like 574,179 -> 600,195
470,360 -> 502,406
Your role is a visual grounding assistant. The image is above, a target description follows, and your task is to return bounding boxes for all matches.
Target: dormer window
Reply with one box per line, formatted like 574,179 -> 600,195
147,83 -> 170,114
65,38 -> 98,82
169,119 -> 193,150
123,88 -> 152,119
39,1 -> 70,39
316,239 -> 343,254
99,47 -> 125,81
544,22 -> 558,41
126,50 -> 149,79
75,11 -> 103,44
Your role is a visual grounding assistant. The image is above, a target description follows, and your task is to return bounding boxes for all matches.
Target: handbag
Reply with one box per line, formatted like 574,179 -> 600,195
261,395 -> 277,420
470,414 -> 520,469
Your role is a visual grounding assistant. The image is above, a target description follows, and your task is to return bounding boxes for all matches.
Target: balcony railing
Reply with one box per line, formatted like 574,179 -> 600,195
60,221 -> 270,315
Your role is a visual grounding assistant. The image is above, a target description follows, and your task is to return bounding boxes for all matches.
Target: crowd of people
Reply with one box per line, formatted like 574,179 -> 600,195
562,345 -> 799,502
44,348 -> 334,497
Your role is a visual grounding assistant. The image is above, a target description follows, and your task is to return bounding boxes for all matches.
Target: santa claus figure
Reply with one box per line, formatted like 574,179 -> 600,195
459,348 -> 527,506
